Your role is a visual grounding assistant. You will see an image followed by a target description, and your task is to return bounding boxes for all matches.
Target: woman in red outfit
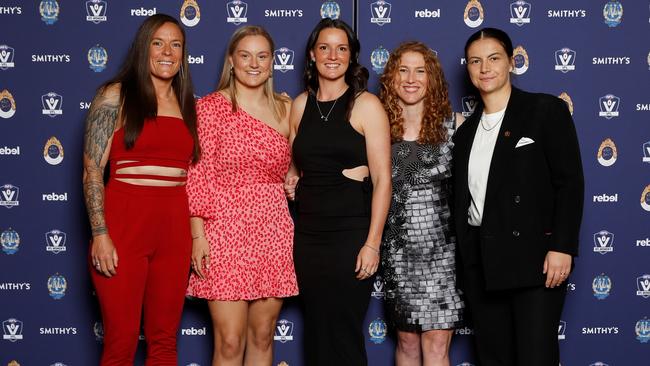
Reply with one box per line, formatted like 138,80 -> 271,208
186,26 -> 298,365
83,14 -> 199,365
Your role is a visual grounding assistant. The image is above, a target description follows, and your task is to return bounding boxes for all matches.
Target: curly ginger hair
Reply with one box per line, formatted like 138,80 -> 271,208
379,41 -> 452,145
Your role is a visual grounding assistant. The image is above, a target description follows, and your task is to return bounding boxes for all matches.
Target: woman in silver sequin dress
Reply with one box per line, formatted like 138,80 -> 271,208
379,41 -> 465,366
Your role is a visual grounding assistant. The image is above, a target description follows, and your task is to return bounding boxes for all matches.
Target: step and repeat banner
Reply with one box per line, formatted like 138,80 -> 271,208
1,0 -> 648,365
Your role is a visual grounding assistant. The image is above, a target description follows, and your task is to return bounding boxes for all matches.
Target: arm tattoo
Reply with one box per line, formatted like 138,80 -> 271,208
83,94 -> 118,236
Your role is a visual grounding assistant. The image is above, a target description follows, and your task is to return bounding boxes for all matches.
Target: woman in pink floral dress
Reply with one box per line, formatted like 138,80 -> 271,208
185,26 -> 298,366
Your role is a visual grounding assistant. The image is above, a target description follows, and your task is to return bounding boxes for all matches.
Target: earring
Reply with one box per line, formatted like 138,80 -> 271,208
230,66 -> 234,74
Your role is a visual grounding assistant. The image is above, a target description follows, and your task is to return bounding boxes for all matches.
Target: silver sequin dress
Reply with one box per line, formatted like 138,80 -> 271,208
381,116 -> 464,332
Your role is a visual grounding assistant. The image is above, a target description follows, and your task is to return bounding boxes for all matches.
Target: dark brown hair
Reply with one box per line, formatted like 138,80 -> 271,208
303,18 -> 368,120
103,14 -> 199,162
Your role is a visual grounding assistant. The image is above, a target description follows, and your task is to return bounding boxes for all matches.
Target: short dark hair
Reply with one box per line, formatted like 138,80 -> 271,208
464,27 -> 514,59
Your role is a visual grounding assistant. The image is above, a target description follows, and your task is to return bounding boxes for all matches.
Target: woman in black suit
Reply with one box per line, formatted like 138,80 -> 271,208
452,28 -> 584,366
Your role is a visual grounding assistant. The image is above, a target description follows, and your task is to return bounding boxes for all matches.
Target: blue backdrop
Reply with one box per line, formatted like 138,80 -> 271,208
1,1 -> 649,365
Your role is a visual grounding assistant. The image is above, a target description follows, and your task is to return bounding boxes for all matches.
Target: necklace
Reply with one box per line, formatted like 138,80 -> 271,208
315,95 -> 338,122
480,111 -> 505,132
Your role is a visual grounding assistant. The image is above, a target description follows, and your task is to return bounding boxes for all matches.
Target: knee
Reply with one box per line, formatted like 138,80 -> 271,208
421,331 -> 451,360
216,332 -> 245,359
396,332 -> 421,358
248,323 -> 275,351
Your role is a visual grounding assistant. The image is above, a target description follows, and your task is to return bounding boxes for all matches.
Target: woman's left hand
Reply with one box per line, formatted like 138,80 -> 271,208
355,244 -> 380,280
543,250 -> 572,288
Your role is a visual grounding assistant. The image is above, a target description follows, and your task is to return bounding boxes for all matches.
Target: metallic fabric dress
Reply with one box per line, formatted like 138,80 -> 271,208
381,117 -> 464,332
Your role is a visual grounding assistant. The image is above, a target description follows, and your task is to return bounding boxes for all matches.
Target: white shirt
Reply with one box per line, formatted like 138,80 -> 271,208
467,107 -> 507,226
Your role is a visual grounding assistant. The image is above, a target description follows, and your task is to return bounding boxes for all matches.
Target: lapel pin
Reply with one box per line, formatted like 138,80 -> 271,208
504,130 -> 511,137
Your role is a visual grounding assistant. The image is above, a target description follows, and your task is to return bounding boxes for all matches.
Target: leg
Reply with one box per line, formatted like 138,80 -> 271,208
92,257 -> 148,366
421,329 -> 453,366
209,300 -> 248,366
244,297 -> 284,366
512,285 -> 567,366
395,330 -> 421,366
91,186 -> 149,366
462,265 -> 516,366
142,193 -> 192,366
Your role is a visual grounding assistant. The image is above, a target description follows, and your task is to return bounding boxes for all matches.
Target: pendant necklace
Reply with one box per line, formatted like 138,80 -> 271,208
315,95 -> 338,122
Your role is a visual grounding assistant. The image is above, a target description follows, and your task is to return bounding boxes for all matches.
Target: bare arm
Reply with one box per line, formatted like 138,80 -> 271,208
284,92 -> 308,200
352,92 -> 392,279
83,85 -> 120,277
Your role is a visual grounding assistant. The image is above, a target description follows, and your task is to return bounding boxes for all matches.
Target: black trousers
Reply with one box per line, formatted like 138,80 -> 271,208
461,226 -> 567,366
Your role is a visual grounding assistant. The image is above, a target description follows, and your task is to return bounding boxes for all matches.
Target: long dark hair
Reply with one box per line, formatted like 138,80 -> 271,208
303,18 -> 368,120
464,27 -> 514,59
103,14 -> 199,162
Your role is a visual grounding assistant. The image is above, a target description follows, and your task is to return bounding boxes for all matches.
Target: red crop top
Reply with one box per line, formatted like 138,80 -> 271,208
109,116 -> 193,182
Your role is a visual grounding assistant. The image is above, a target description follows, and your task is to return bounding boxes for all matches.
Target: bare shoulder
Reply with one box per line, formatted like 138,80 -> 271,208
454,112 -> 466,128
292,91 -> 308,111
352,91 -> 386,122
355,91 -> 382,109
94,83 -> 120,105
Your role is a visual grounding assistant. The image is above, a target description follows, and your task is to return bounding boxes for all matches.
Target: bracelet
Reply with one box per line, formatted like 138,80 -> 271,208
364,245 -> 380,254
192,235 -> 205,240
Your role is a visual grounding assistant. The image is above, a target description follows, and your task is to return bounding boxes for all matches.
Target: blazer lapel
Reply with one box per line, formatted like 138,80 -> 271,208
482,88 -> 525,222
455,103 -> 482,223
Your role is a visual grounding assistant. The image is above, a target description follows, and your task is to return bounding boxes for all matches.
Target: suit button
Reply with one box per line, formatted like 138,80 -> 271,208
514,195 -> 521,203
512,230 -> 520,237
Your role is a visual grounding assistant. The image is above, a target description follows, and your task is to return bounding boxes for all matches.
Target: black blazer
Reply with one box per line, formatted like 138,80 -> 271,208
452,87 -> 584,290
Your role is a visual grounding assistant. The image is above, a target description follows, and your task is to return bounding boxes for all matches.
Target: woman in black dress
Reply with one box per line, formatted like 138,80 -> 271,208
285,18 -> 391,365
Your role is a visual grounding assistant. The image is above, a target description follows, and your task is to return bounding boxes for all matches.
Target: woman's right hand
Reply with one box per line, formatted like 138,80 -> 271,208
91,234 -> 118,277
191,236 -> 210,279
284,176 -> 299,201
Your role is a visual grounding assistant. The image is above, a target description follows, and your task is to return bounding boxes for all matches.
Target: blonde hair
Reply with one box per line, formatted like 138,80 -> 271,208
217,25 -> 289,121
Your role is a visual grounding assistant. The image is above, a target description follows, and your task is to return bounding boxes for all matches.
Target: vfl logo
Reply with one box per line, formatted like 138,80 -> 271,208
0,184 -> 19,208
0,89 -> 17,119
273,47 -> 294,72
593,230 -> 614,254
512,45 -> 529,75
554,48 -> 576,73
603,0 -> 623,27
41,92 -> 63,117
370,1 -> 391,26
558,92 -> 574,115
180,0 -> 201,27
592,273 -> 612,300
47,273 -> 67,299
273,319 -> 294,343
226,1 -> 248,25
1,228 -> 20,255
88,45 -> 108,72
643,141 -> 650,163
370,46 -> 389,74
598,94 -> 619,118
558,320 -> 566,340
371,275 -> 385,299
46,229 -> 67,254
636,317 -> 650,343
40,0 -> 60,25
86,0 -> 107,24
589,363 -> 609,366
462,95 -> 478,117
464,0 -> 484,28
636,274 -> 650,298
368,318 -> 387,344
3,318 -> 23,341
320,1 -> 341,19
0,45 -> 15,70
597,138 -> 617,167
510,1 -> 531,26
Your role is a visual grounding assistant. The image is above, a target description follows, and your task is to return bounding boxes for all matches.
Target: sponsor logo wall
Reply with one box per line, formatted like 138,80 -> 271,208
0,0 -> 647,364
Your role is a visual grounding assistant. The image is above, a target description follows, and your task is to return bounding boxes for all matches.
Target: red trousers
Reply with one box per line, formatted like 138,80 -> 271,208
90,180 -> 191,366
